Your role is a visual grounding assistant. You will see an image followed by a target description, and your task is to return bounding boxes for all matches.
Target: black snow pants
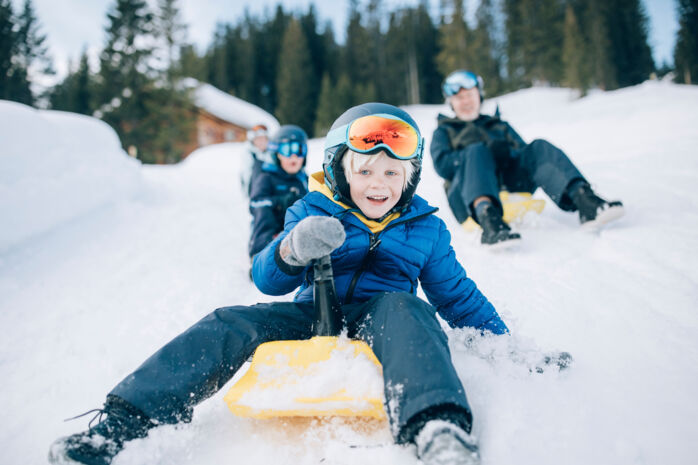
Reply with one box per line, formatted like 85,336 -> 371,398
110,292 -> 472,444
446,138 -> 586,223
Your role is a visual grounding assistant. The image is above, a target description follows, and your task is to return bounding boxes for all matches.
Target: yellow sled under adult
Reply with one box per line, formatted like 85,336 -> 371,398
462,191 -> 545,231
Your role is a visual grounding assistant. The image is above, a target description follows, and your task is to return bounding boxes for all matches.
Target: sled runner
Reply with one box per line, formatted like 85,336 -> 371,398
462,191 -> 545,231
224,256 -> 386,420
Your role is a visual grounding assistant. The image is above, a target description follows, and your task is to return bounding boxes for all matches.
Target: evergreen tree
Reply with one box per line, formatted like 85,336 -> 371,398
298,5 -> 323,120
49,50 -> 93,114
0,0 -> 17,100
504,0 -> 526,88
436,0 -> 473,78
258,6 -> 289,112
275,18 -> 314,135
156,0 -> 187,83
97,0 -> 195,164
562,2 -> 590,93
314,73 -> 353,135
583,0 -> 617,90
176,43 -> 206,81
0,0 -> 52,105
605,0 -> 654,87
505,0 -> 565,87
341,0 -> 384,105
413,2 -> 442,104
98,0 -> 154,105
470,0 -> 503,96
674,0 -> 698,84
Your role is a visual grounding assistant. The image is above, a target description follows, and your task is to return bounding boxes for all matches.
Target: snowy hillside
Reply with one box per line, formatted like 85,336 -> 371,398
1,80 -> 698,465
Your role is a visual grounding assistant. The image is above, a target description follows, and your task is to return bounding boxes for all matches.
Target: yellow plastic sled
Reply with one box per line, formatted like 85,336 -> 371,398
462,191 -> 545,232
224,256 -> 386,420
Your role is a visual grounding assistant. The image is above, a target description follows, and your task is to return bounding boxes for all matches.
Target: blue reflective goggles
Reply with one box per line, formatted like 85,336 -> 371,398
271,140 -> 307,158
324,113 -> 423,161
442,71 -> 481,97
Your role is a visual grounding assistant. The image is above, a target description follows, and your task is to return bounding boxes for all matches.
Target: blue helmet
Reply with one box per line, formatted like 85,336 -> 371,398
268,125 -> 308,167
323,102 -> 423,213
442,70 -> 485,102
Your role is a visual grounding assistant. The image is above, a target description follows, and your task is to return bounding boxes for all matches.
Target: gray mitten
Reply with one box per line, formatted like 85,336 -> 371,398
280,216 -> 346,267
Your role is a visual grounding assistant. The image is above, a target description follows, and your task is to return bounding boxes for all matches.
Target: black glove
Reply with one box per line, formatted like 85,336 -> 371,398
488,139 -> 512,167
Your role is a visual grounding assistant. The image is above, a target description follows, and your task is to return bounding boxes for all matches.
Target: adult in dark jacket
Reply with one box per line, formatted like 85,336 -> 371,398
49,103 -> 504,465
248,125 -> 309,258
431,70 -> 624,247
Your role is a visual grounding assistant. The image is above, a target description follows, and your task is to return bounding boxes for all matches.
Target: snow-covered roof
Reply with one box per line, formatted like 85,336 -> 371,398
182,78 -> 279,132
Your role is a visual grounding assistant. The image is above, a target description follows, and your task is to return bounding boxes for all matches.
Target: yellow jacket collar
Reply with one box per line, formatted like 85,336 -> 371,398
309,171 -> 401,234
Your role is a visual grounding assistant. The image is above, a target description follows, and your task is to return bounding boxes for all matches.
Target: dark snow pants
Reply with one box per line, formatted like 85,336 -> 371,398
110,292 -> 472,444
447,138 -> 586,223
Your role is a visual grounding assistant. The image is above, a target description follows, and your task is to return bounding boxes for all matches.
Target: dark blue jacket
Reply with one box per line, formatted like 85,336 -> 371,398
248,164 -> 308,257
431,114 -> 526,182
251,173 -> 507,334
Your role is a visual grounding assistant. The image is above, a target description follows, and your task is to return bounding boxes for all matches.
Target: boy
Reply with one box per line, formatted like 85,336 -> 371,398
50,103 -> 507,465
248,125 -> 308,259
431,69 -> 624,246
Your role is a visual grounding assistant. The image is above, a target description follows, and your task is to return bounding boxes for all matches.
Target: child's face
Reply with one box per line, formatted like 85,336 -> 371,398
348,151 -> 405,219
278,154 -> 303,174
252,135 -> 268,151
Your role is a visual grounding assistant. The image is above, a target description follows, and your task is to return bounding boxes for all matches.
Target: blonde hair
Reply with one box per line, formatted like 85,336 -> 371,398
342,150 -> 417,191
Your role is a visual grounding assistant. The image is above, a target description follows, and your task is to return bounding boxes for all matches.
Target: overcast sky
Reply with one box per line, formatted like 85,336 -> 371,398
10,0 -> 679,80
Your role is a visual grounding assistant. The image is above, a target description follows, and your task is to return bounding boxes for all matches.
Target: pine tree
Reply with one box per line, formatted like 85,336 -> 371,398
674,0 -> 698,84
156,0 -> 187,84
314,73 -> 353,135
583,0 -> 617,90
0,0 -> 52,105
49,50 -> 93,114
0,0 -> 17,100
435,0 -> 472,78
562,2 -> 589,93
505,0 -> 565,87
605,0 -> 654,87
275,18 -> 314,135
470,0 -> 503,96
98,0 -> 154,106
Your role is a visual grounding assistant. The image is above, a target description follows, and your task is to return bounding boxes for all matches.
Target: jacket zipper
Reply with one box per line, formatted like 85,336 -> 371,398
343,209 -> 437,304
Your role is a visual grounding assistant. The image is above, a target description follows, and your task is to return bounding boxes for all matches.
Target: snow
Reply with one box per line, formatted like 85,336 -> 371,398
2,79 -> 698,465
0,101 -> 143,253
182,78 -> 280,132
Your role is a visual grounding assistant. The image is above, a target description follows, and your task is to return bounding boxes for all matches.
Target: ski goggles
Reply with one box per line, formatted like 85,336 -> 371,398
271,140 -> 307,158
442,70 -> 482,97
324,113 -> 423,160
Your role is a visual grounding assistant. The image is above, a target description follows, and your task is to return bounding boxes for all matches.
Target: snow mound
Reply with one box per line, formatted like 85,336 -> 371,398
0,100 -> 143,253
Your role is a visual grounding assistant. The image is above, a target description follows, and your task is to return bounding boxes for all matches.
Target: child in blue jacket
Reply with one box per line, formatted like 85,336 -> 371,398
50,103 -> 507,465
248,125 -> 309,259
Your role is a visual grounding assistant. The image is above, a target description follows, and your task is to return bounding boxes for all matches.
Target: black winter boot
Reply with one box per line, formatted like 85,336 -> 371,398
475,202 -> 521,247
569,183 -> 624,228
415,420 -> 481,465
48,395 -> 155,465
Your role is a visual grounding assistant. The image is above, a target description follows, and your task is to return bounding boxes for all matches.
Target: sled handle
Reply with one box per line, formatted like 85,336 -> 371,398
312,255 -> 343,337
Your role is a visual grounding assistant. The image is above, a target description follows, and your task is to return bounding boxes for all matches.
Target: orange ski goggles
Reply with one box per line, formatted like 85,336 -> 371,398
324,114 -> 423,160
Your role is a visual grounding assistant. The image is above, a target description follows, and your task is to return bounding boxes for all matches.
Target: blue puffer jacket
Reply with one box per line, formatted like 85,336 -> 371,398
252,173 -> 507,334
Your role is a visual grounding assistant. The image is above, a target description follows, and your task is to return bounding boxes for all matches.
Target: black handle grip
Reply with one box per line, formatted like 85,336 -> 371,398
312,255 -> 343,336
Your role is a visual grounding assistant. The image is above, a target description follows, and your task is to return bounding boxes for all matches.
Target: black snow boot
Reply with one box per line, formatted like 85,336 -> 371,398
415,420 -> 481,465
48,395 -> 155,465
569,183 -> 624,228
475,202 -> 521,247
